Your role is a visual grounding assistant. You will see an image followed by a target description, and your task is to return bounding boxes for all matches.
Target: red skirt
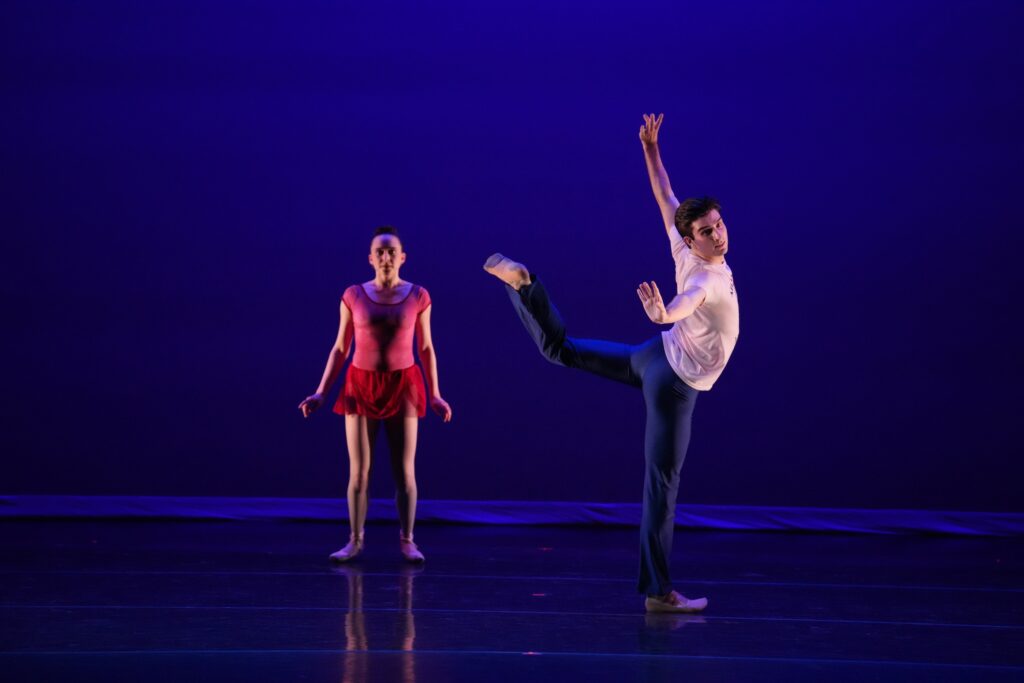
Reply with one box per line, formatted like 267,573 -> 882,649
334,365 -> 427,419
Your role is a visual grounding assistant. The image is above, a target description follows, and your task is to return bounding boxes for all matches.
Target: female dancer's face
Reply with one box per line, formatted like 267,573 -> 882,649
368,234 -> 406,280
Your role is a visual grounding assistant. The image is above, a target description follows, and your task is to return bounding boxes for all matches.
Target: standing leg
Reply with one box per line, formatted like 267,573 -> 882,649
331,415 -> 381,562
634,341 -> 705,612
384,415 -> 425,562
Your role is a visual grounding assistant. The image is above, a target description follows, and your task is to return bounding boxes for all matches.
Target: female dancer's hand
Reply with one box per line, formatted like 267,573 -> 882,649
298,393 -> 323,418
637,281 -> 669,324
430,395 -> 452,422
639,112 -> 664,147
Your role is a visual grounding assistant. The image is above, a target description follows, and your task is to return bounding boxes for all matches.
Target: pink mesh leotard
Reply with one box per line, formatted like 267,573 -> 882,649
333,283 -> 432,419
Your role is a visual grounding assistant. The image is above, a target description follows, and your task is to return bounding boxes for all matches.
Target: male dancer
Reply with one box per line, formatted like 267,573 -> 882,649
483,114 -> 738,612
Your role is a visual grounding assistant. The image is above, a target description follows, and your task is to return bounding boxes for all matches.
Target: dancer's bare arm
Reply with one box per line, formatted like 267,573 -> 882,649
298,302 -> 354,417
637,280 -> 706,325
416,305 -> 453,422
639,113 -> 681,237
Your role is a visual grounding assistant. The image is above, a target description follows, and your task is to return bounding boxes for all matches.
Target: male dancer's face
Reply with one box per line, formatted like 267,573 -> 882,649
685,209 -> 728,264
369,234 -> 406,279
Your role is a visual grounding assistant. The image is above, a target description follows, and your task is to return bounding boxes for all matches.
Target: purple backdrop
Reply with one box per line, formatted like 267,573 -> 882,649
3,0 -> 1022,511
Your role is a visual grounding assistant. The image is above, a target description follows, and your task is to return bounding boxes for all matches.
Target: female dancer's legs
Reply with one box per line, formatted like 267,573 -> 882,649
345,415 -> 379,541
384,415 -> 419,539
335,409 -> 424,563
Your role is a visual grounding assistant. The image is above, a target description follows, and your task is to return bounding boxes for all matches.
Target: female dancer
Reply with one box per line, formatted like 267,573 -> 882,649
299,226 -> 452,563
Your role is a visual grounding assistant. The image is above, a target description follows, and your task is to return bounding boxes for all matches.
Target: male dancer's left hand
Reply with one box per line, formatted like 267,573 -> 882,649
430,395 -> 453,422
637,281 -> 669,324
639,112 -> 664,147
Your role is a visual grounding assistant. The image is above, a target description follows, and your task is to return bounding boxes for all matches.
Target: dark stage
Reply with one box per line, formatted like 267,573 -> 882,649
2,520 -> 1022,681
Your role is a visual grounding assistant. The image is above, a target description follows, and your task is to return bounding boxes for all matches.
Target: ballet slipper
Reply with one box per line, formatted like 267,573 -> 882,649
483,253 -> 531,290
399,535 -> 425,563
329,534 -> 364,563
644,590 -> 708,613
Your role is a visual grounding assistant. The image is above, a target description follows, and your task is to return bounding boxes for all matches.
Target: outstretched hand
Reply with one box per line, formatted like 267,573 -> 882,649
637,281 -> 669,324
430,395 -> 453,423
298,393 -> 323,418
639,113 -> 664,146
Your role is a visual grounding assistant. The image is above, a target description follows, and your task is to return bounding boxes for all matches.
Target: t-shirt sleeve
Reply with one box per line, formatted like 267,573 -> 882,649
687,270 -> 714,305
668,226 -> 687,269
418,286 -> 432,313
341,285 -> 358,312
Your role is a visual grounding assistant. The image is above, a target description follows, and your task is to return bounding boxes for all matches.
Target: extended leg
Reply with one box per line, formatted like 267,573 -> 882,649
485,254 -> 641,386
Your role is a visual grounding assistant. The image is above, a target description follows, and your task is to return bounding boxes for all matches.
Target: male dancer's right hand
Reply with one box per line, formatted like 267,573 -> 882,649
298,393 -> 323,418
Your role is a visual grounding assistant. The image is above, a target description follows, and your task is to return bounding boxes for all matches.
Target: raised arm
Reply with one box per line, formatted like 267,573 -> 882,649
639,113 -> 681,237
298,301 -> 354,417
415,305 -> 452,422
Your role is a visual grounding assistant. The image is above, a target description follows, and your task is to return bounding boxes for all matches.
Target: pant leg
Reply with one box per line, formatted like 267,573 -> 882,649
505,277 -> 696,594
633,339 -> 699,596
505,278 -> 641,387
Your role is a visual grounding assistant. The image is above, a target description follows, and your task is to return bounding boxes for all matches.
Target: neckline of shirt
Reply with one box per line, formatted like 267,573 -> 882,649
686,249 -> 730,271
359,282 -> 416,306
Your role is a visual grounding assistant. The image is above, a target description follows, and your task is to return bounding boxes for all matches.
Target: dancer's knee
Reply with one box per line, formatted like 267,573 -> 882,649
348,473 -> 370,496
540,335 -> 578,368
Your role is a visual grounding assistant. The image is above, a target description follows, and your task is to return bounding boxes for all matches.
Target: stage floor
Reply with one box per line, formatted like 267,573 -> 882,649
2,520 -> 1022,681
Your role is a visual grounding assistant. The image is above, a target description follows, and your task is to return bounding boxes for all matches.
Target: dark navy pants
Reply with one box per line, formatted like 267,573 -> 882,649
506,278 -> 699,596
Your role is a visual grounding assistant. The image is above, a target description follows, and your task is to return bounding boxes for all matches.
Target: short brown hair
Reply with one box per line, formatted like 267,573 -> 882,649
674,197 -> 721,240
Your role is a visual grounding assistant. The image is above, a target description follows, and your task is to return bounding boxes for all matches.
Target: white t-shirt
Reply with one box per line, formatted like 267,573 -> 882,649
661,228 -> 740,391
